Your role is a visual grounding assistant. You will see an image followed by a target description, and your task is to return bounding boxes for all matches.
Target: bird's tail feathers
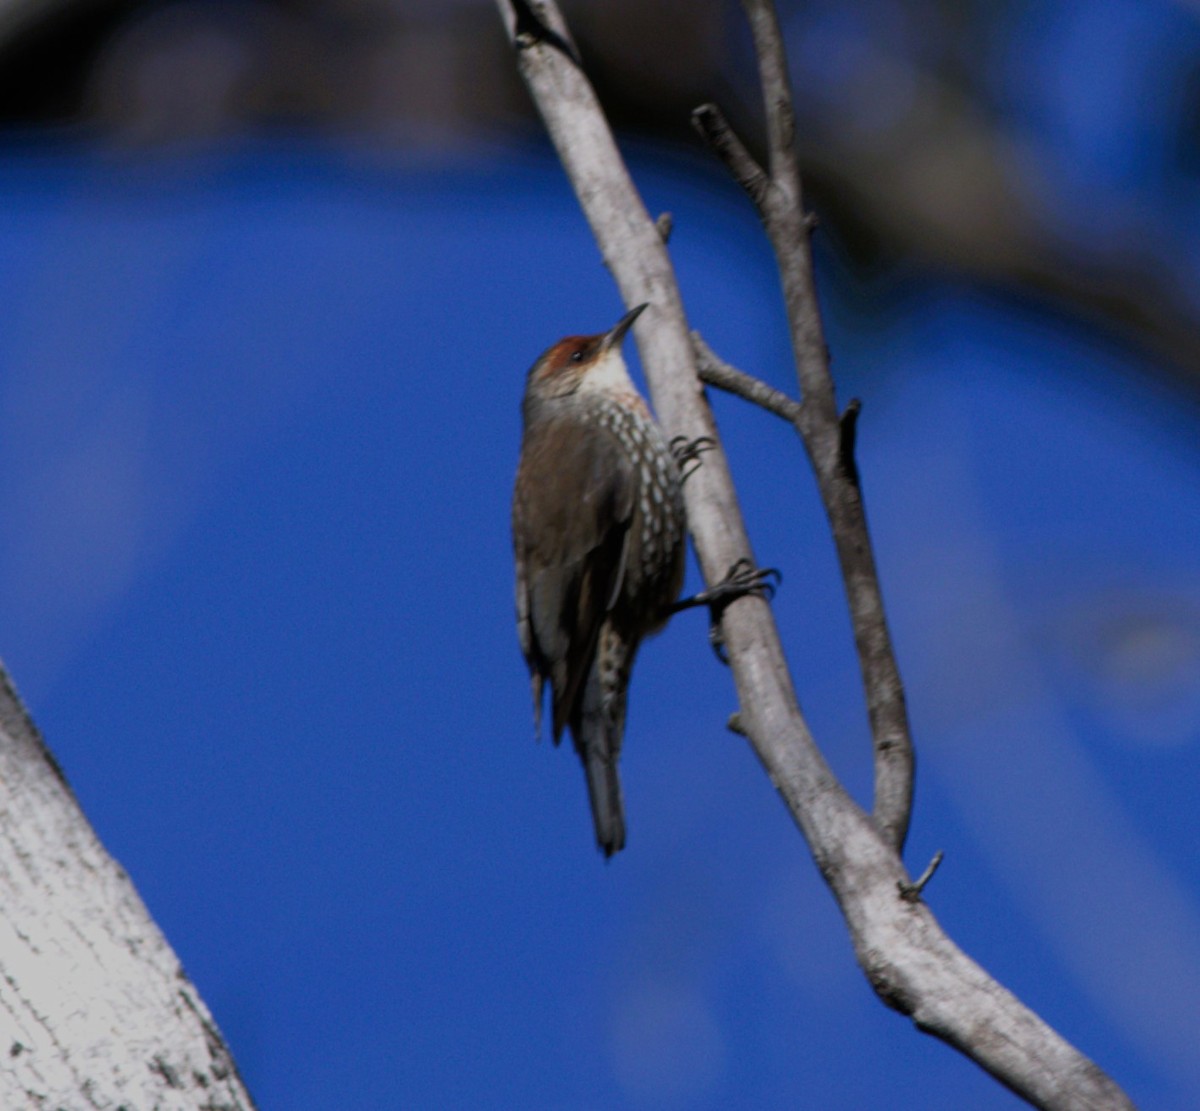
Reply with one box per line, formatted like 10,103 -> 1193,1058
582,737 -> 625,857
576,639 -> 630,857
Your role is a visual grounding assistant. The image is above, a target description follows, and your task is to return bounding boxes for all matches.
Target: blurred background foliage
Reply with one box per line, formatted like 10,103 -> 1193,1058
2,0 -> 1200,388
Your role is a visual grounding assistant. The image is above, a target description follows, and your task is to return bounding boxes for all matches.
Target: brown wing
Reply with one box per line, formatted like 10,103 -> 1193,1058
513,415 -> 635,742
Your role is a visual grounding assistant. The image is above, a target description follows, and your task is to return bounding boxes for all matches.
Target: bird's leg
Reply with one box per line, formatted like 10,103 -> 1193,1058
669,558 -> 780,663
668,434 -> 715,483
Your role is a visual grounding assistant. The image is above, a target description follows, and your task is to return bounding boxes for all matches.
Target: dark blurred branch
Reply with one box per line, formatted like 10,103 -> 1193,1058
575,1 -> 1200,402
495,0 -> 1136,1106
4,0 -> 1200,405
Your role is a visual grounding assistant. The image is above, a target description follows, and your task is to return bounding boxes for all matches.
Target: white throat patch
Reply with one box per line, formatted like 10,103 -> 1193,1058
578,348 -> 636,396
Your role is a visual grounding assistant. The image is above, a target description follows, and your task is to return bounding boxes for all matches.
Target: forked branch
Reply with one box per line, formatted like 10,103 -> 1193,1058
495,1 -> 1134,1106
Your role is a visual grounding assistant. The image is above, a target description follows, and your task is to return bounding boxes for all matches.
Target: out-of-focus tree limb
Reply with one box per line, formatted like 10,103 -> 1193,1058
575,0 -> 1200,396
0,662 -> 256,1109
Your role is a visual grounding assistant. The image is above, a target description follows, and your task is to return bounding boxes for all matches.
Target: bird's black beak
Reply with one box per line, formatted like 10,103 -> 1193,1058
601,303 -> 649,352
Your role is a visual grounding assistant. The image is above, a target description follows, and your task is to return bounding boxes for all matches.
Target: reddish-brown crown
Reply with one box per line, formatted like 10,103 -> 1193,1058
532,333 -> 604,383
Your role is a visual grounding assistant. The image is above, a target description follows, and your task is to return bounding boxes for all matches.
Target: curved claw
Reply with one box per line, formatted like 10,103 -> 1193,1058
668,557 -> 781,665
669,434 -> 716,483
705,559 -> 778,662
722,557 -> 780,603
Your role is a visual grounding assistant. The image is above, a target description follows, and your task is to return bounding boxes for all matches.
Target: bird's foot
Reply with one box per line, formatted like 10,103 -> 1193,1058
670,558 -> 780,663
669,434 -> 715,483
695,558 -> 780,607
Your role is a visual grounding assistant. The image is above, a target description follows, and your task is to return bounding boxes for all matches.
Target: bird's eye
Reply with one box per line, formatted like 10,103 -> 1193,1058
570,349 -> 584,363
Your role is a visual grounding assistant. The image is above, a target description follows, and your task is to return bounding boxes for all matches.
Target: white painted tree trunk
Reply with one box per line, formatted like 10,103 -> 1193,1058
0,663 -> 255,1110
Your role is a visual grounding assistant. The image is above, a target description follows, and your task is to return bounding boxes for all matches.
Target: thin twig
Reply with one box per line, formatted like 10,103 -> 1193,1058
691,104 -> 772,213
692,331 -> 801,423
741,0 -> 800,202
898,851 -> 945,903
740,1 -> 833,419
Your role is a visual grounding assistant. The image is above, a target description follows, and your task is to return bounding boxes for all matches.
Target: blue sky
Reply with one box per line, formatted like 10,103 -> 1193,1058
0,132 -> 1197,1110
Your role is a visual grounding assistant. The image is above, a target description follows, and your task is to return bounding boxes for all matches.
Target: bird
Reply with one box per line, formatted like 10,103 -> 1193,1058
512,302 -> 686,857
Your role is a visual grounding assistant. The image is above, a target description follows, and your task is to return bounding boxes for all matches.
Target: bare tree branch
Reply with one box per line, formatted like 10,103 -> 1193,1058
691,330 -> 801,423
690,103 -> 772,210
495,1 -> 1136,1107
